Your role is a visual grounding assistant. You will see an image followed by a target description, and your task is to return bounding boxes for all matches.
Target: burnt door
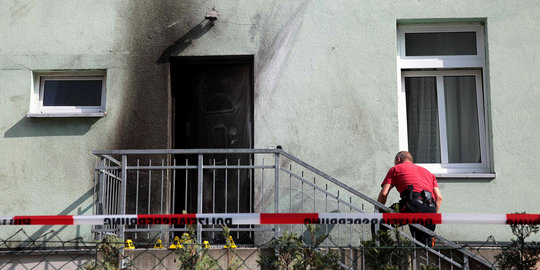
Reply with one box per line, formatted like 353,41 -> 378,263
171,56 -> 253,242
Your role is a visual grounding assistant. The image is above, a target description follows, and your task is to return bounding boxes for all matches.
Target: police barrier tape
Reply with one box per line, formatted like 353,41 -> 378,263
0,213 -> 538,226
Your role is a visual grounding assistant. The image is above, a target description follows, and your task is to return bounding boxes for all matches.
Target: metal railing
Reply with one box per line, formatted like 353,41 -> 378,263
93,148 -> 495,269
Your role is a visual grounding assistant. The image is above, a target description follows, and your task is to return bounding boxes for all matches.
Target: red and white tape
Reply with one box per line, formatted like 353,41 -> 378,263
1,213 -> 538,226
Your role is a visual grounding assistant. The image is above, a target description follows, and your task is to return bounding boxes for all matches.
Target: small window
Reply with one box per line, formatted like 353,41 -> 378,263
397,23 -> 490,176
205,93 -> 235,114
398,24 -> 485,69
405,32 -> 477,56
28,72 -> 106,117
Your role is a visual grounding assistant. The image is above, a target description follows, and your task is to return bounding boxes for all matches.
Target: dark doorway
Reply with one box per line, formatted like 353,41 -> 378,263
170,55 -> 254,243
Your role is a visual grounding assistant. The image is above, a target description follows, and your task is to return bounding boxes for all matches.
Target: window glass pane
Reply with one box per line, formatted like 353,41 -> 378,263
444,76 -> 481,163
205,94 -> 235,114
43,80 -> 102,106
405,77 -> 441,163
405,32 -> 477,56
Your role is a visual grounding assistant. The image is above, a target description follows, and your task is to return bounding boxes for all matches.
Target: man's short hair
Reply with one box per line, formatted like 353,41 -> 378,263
395,151 -> 413,164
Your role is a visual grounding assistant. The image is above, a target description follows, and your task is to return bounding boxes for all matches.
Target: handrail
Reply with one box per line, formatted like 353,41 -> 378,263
279,150 -> 389,211
93,148 -> 280,155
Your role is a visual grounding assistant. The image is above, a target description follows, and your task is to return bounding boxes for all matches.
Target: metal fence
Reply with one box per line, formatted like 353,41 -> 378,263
0,228 -> 511,270
92,148 -> 495,269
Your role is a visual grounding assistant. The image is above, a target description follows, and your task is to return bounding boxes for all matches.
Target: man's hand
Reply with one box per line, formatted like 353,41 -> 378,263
377,184 -> 393,205
433,187 -> 442,213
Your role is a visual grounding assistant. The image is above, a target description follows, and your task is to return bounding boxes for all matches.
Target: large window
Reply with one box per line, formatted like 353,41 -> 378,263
28,71 -> 106,117
397,23 -> 490,175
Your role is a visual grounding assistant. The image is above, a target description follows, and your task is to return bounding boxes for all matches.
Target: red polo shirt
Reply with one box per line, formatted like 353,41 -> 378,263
381,161 -> 439,199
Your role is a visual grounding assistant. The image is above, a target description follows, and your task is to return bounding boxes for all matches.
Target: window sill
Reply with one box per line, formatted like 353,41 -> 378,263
26,112 -> 106,118
434,173 -> 496,179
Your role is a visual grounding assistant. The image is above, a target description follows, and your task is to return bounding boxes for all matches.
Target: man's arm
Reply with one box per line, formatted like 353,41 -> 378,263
377,184 -> 393,205
433,187 -> 442,213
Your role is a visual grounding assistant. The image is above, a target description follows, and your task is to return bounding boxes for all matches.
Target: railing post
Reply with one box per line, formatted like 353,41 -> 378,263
274,151 -> 280,238
463,254 -> 469,270
98,158 -> 106,215
96,157 -> 106,240
197,154 -> 203,240
119,155 -> 127,239
120,155 -> 127,269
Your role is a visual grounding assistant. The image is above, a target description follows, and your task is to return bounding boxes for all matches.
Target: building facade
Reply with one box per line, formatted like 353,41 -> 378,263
1,0 -> 539,244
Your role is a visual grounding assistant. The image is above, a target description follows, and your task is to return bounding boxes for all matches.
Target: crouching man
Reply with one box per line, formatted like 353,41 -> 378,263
377,151 -> 443,247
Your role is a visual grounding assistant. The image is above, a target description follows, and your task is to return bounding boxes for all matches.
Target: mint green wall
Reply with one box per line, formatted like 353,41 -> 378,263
1,0 -> 538,242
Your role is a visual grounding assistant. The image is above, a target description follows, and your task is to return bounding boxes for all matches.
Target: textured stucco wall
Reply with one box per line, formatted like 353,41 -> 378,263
1,0 -> 539,242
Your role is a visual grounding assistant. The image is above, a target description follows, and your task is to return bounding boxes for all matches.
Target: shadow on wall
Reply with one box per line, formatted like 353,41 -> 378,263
10,188 -> 94,248
437,178 -> 494,184
3,117 -> 99,138
156,19 -> 214,64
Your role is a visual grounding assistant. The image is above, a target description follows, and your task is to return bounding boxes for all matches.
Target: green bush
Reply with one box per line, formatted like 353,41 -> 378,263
175,216 -> 220,270
258,231 -> 302,270
495,213 -> 540,270
361,229 -> 414,270
82,235 -> 125,270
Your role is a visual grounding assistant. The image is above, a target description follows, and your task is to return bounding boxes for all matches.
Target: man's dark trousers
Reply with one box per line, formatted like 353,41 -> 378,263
374,198 -> 437,247
399,198 -> 437,247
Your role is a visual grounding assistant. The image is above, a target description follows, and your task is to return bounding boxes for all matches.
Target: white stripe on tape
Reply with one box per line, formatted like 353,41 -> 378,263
442,214 -> 507,224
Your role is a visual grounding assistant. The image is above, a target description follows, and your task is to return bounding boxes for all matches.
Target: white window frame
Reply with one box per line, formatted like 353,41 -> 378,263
397,23 -> 492,176
398,24 -> 485,69
28,71 -> 107,117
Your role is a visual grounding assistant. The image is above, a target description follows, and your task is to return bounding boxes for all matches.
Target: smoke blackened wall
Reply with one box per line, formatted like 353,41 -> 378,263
105,2 -> 206,228
109,1 -> 201,150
